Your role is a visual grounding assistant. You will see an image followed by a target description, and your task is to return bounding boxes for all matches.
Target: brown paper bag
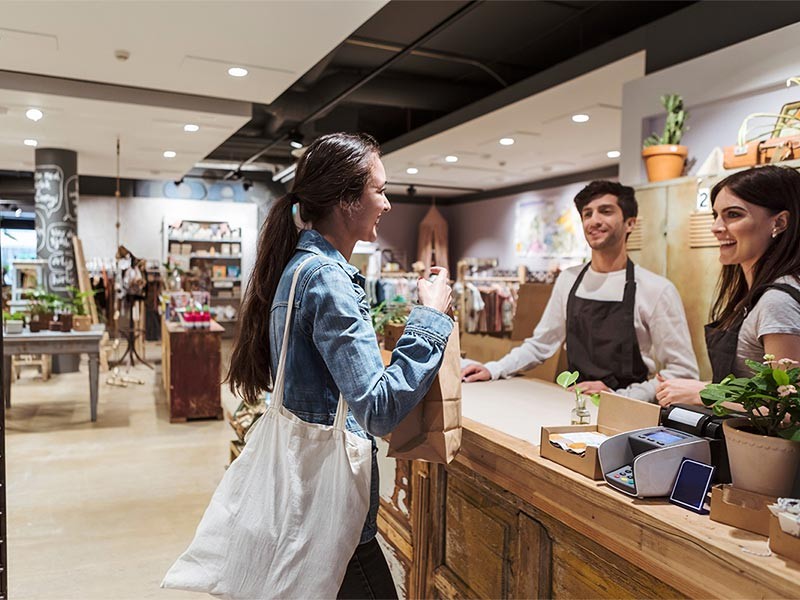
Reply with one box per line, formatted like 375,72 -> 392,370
387,328 -> 462,464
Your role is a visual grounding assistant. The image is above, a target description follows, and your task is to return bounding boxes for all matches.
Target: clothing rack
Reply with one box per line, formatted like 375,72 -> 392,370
456,260 -> 527,333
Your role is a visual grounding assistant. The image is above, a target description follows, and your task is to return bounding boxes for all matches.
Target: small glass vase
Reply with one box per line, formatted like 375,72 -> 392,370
571,394 -> 591,425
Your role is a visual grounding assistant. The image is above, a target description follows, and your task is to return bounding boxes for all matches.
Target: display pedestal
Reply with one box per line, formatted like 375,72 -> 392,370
161,317 -> 224,422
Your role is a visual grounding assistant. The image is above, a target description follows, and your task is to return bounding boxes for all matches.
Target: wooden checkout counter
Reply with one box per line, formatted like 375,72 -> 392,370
376,377 -> 800,599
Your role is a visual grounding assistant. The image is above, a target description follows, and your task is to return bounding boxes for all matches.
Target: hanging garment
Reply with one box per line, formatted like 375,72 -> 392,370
417,205 -> 450,274
161,256 -> 372,599
565,259 -> 649,389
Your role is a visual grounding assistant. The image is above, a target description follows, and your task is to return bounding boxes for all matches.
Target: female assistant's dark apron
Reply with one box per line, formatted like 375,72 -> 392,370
565,259 -> 649,389
705,282 -> 800,382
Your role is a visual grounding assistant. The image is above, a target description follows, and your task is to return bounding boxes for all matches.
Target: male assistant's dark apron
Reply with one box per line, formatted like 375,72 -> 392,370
565,259 -> 649,389
705,282 -> 800,382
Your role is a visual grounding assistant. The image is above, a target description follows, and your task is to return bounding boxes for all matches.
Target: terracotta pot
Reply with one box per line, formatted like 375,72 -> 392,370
723,417 -> 800,497
73,315 -> 92,331
641,144 -> 688,182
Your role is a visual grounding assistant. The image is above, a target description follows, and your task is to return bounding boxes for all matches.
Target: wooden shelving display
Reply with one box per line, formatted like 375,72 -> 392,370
163,219 -> 243,325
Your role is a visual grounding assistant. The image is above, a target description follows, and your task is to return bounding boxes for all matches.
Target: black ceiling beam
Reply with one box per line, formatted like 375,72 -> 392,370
224,0 -> 483,179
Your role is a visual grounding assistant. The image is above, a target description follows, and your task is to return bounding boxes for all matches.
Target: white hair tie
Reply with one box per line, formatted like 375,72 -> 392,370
291,200 -> 312,231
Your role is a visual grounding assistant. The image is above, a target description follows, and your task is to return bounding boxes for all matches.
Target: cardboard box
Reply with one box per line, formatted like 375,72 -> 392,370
769,514 -> 800,561
180,243 -> 192,255
539,391 -> 661,480
710,484 -> 776,536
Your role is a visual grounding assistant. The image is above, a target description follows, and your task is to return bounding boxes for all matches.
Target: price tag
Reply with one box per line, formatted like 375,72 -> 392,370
696,187 -> 711,212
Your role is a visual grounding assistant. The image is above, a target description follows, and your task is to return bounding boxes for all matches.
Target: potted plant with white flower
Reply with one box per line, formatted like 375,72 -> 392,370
700,355 -> 800,497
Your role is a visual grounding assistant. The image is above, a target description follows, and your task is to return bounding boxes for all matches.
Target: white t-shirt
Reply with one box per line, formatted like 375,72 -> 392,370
485,263 -> 699,402
736,276 -> 800,377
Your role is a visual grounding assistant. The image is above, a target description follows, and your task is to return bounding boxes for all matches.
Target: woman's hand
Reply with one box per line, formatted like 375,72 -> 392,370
418,267 -> 452,314
655,375 -> 707,407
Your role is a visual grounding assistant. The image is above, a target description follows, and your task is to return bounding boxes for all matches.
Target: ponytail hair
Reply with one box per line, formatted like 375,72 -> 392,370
226,132 -> 380,405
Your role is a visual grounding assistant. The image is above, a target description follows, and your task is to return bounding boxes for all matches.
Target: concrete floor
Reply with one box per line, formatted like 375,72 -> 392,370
6,342 -> 237,599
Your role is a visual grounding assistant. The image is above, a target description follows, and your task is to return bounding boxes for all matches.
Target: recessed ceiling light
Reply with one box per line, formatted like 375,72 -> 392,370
14,208 -> 22,217
499,137 -> 514,146
406,167 -> 419,175
228,67 -> 248,77
163,150 -> 177,158
184,124 -> 199,132
607,150 -> 621,159
571,114 -> 590,123
25,108 -> 43,122
445,155 -> 458,163
289,140 -> 304,149
24,139 -> 38,147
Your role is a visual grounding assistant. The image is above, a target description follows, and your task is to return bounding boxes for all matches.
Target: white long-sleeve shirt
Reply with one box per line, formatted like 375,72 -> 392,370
485,263 -> 699,402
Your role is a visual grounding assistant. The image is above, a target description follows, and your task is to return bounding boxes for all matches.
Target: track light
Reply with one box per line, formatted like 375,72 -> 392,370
243,179 -> 253,191
288,130 -> 304,149
407,185 -> 417,197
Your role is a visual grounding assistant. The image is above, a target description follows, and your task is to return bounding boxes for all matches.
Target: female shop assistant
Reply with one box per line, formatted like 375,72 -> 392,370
657,165 -> 800,406
227,133 -> 453,598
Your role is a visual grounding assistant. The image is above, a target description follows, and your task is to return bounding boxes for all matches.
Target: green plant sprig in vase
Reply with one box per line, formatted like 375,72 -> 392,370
557,370 -> 601,425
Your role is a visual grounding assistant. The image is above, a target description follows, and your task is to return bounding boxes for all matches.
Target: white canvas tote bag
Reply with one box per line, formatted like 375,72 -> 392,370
162,256 -> 372,599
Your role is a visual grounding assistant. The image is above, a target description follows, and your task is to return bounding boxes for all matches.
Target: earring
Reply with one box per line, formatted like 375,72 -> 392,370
772,227 -> 779,239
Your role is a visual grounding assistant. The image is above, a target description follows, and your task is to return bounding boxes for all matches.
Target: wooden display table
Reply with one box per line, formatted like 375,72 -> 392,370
161,318 -> 224,422
377,378 -> 800,599
3,327 -> 105,421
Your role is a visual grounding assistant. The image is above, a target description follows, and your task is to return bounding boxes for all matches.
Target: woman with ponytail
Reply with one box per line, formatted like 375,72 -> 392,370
227,132 -> 453,598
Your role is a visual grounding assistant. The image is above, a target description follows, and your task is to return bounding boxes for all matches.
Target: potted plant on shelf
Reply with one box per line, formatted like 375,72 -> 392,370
642,93 -> 689,182
3,311 -> 25,334
24,288 -> 64,331
371,298 -> 410,351
700,355 -> 800,497
68,286 -> 96,331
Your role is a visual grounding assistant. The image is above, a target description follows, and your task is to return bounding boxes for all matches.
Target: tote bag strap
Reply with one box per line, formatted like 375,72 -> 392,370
270,254 -> 349,432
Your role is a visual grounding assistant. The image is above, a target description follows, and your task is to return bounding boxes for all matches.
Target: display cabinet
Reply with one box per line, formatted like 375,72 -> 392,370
163,218 -> 243,327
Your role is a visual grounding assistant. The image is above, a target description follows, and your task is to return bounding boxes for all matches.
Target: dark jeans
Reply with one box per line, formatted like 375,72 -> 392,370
337,537 -> 398,600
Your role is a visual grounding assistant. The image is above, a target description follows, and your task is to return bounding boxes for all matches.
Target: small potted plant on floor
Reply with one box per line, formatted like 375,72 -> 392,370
701,355 -> 800,497
3,311 -> 25,334
642,93 -> 689,182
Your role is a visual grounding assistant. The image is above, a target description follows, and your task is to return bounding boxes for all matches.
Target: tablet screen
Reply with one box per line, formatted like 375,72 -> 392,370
670,459 -> 714,511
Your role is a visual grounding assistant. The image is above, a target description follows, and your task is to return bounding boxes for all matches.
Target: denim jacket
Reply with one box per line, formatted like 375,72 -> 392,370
269,230 -> 453,543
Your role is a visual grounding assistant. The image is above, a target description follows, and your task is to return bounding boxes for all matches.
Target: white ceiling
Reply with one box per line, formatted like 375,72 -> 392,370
382,52 -> 646,197
0,83 -> 248,179
0,1 -> 387,104
0,0 -> 386,179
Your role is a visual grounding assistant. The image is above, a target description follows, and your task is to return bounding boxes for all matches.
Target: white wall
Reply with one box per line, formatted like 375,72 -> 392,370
621,21 -> 800,184
78,195 -> 259,285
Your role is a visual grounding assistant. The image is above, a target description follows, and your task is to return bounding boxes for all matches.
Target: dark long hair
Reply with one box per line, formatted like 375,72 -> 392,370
226,133 -> 380,405
710,165 -> 800,328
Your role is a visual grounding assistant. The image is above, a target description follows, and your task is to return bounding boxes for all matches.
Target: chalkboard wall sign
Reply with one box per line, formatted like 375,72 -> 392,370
35,148 -> 79,293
